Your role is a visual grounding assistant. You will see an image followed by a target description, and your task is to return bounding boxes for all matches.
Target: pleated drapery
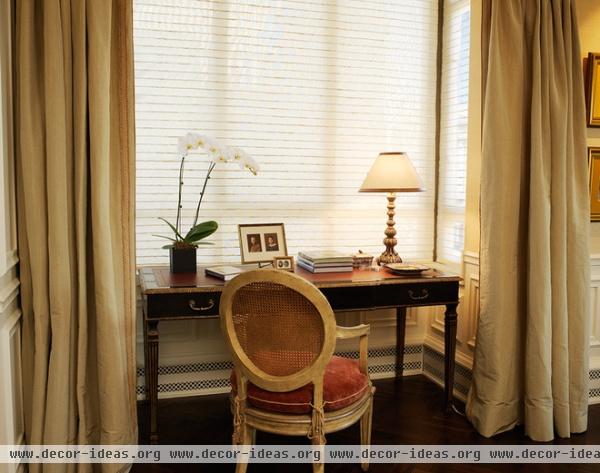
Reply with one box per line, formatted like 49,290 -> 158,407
466,0 -> 590,442
15,0 -> 137,471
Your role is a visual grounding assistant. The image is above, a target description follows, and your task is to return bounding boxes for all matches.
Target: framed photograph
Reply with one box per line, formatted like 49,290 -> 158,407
273,256 -> 295,272
590,148 -> 600,221
586,52 -> 600,127
238,223 -> 288,264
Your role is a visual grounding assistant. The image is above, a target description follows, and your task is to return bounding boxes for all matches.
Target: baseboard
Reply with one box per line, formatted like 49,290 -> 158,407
422,345 -> 472,403
421,344 -> 600,406
136,344 -> 423,400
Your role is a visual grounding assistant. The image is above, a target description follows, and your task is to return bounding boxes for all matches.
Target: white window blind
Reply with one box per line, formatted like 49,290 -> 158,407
133,0 -> 439,266
437,0 -> 470,265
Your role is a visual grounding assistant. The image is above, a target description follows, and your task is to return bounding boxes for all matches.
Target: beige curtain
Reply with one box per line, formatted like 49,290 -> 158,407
466,0 -> 590,442
15,0 -> 137,469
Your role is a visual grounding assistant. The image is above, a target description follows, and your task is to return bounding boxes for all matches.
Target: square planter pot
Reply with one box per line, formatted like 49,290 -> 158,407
169,247 -> 197,273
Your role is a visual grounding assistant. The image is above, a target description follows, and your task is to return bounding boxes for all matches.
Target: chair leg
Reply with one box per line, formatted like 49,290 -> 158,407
360,398 -> 373,472
311,434 -> 325,473
234,422 -> 255,473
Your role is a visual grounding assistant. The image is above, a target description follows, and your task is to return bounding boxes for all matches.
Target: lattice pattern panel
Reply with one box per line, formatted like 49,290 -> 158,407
136,360 -> 233,378
137,344 -> 423,399
422,345 -> 470,398
590,369 -> 600,404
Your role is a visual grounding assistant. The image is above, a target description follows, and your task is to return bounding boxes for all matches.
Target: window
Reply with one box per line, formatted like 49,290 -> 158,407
133,0 -> 439,265
436,0 -> 470,265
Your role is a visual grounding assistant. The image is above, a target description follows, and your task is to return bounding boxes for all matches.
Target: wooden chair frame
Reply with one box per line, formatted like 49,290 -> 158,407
220,269 -> 374,473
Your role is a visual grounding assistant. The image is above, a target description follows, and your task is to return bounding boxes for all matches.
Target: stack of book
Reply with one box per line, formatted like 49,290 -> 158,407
297,251 -> 354,273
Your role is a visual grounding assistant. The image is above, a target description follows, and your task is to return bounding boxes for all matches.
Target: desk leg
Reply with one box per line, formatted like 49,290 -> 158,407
395,307 -> 406,380
145,320 -> 160,444
444,303 -> 458,412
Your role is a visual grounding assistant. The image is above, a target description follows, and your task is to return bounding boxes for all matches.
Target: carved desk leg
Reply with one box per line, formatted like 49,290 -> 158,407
145,319 -> 160,444
395,307 -> 407,381
444,303 -> 458,413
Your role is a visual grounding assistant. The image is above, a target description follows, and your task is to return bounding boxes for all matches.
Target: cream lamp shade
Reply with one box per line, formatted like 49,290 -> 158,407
359,152 -> 424,193
359,151 -> 424,265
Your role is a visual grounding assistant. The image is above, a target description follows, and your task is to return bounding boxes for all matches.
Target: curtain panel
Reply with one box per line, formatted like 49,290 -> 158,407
466,0 -> 590,442
15,0 -> 137,470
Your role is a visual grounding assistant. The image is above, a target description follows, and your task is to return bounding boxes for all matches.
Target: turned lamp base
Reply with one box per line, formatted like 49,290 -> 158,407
377,251 -> 402,266
377,192 -> 402,266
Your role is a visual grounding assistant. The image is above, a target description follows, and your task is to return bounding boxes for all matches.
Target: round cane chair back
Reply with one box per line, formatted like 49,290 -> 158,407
220,269 -> 336,393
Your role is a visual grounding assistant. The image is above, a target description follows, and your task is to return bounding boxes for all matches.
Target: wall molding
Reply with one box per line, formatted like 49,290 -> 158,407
0,276 -> 19,314
590,253 -> 600,269
5,249 -> 18,271
462,250 -> 480,267
0,307 -> 24,450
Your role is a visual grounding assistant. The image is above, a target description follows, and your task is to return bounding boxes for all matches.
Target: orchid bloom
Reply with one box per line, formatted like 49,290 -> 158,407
176,133 -> 258,175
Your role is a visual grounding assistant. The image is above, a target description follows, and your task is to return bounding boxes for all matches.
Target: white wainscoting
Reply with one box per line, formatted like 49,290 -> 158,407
589,255 -> 600,371
423,252 -> 600,404
0,269 -> 23,473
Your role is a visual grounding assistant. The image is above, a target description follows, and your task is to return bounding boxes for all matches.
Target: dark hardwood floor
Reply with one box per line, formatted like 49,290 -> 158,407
135,375 -> 600,473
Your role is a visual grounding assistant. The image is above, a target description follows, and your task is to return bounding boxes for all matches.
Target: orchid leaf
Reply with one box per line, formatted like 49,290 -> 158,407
158,217 -> 185,241
153,234 -> 177,242
184,220 -> 218,244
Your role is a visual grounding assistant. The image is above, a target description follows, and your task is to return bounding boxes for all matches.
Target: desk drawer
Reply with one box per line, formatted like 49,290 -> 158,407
146,292 -> 221,318
375,281 -> 459,307
319,286 -> 376,311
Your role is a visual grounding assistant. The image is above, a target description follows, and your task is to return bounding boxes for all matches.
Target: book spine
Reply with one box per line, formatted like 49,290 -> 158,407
296,259 -> 316,273
297,260 -> 353,273
297,256 -> 353,265
297,257 -> 352,268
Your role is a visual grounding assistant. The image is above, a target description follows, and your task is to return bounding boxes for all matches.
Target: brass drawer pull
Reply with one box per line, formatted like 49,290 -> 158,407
189,298 -> 215,311
408,289 -> 429,301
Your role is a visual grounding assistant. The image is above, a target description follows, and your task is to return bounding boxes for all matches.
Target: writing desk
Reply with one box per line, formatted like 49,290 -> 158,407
139,265 -> 460,444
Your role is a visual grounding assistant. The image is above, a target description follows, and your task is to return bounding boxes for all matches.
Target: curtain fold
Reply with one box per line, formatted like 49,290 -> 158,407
15,0 -> 137,470
466,0 -> 590,442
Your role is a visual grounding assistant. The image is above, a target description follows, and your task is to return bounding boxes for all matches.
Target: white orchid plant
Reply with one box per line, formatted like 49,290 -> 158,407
156,133 -> 259,249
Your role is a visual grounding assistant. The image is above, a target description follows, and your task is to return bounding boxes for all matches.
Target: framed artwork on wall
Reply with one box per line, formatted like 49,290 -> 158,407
586,52 -> 600,127
589,147 -> 600,221
238,223 -> 288,264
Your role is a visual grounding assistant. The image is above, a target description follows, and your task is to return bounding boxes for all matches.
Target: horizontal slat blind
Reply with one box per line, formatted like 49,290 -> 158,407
134,0 -> 438,265
437,0 -> 469,265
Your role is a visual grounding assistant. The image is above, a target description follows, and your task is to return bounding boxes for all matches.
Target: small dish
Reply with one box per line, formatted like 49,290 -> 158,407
385,263 -> 430,274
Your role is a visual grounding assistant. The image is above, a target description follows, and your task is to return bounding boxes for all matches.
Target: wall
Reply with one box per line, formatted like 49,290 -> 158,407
578,0 -> 600,251
0,0 -> 25,471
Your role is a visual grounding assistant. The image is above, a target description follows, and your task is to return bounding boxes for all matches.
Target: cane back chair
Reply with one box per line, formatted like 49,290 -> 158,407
220,269 -> 375,473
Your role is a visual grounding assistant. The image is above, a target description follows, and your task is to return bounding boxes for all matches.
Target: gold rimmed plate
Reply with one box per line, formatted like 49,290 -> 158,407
385,263 -> 430,275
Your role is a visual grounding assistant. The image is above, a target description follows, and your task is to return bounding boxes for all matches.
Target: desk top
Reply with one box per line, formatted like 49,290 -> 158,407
138,265 -> 460,295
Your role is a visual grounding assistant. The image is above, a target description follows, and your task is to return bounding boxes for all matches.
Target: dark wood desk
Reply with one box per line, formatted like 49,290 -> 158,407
139,265 -> 460,444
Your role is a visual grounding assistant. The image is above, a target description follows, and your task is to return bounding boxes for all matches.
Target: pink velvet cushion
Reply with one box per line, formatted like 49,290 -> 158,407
230,356 -> 369,414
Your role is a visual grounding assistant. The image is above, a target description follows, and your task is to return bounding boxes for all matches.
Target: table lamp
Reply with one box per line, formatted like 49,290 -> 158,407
359,152 -> 425,265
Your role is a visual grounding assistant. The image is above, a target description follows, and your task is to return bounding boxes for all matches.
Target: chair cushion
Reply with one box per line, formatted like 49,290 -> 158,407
230,356 -> 369,414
